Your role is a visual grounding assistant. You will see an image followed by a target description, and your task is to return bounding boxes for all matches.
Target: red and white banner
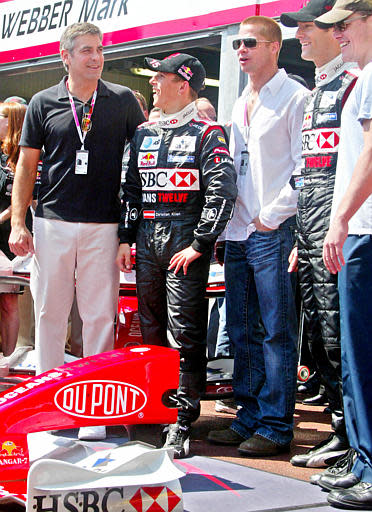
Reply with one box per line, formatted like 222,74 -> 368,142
0,0 -> 304,65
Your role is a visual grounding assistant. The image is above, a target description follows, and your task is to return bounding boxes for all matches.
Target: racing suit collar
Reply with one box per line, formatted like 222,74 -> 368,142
158,102 -> 197,128
315,54 -> 348,86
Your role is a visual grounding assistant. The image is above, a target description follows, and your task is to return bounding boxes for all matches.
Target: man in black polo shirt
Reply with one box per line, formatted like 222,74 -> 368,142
9,22 -> 145,440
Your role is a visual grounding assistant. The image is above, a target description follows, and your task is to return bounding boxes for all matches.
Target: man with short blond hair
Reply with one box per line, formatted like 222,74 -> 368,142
208,16 -> 308,456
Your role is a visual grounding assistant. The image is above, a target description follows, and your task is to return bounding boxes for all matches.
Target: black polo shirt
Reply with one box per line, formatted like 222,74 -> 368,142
20,77 -> 145,223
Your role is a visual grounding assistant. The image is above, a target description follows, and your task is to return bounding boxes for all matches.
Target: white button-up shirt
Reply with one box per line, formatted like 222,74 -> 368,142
225,68 -> 308,241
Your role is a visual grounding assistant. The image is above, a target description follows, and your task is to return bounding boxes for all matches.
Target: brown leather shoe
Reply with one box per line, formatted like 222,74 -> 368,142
238,434 -> 290,456
208,427 -> 246,445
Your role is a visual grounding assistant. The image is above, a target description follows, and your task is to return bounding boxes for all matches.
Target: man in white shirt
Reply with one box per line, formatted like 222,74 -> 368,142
314,0 -> 372,508
208,15 -> 308,456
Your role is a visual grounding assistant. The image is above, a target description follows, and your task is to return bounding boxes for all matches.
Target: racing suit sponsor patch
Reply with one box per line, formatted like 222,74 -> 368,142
317,112 -> 338,123
306,155 -> 332,168
169,136 -> 196,152
140,136 -> 162,150
294,176 -> 305,189
129,208 -> 138,221
138,152 -> 158,168
213,147 -> 229,155
206,208 -> 218,220
302,128 -> 340,154
302,113 -> 312,130
167,154 -> 195,164
319,91 -> 338,109
140,169 -> 200,191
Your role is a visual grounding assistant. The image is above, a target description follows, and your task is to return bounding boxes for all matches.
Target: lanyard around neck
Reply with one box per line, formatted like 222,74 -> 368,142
67,82 -> 97,149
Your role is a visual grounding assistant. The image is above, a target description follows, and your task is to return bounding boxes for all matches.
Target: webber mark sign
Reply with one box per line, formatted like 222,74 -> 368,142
1,0 -> 128,39
0,0 -> 262,64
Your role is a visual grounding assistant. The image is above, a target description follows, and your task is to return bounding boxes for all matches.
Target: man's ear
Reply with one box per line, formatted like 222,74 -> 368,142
60,48 -> 70,69
178,80 -> 189,96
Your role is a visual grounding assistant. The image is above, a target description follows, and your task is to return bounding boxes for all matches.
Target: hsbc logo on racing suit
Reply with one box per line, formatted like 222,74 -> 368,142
54,380 -> 147,419
302,128 -> 340,155
140,168 -> 200,191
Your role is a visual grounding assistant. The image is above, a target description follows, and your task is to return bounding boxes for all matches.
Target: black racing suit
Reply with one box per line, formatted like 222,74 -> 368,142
296,59 -> 357,435
118,103 -> 237,424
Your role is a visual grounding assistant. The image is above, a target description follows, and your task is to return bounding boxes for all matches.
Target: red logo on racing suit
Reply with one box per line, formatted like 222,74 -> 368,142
140,152 -> 157,167
54,381 -> 147,419
316,131 -> 339,149
213,147 -> 229,155
169,171 -> 197,188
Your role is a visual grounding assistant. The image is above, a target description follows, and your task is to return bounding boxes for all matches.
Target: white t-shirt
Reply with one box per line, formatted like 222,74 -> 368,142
225,68 -> 308,241
331,62 -> 372,234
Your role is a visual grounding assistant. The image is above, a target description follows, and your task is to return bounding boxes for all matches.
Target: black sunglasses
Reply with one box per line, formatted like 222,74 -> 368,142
232,37 -> 273,50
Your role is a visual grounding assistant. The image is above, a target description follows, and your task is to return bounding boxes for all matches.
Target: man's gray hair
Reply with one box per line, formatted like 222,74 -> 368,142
60,23 -> 103,70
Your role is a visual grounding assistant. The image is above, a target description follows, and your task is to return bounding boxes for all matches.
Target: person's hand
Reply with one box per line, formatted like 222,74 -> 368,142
323,217 -> 348,274
116,243 -> 133,273
253,217 -> 274,232
214,241 -> 226,265
168,246 -> 202,275
288,246 -> 298,272
9,225 -> 34,256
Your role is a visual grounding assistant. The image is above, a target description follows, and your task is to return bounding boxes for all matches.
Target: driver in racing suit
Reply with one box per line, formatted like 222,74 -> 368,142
116,53 -> 237,458
281,0 -> 358,471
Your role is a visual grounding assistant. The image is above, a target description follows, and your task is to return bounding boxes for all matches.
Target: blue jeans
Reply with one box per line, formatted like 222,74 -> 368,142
207,298 -> 232,358
225,219 -> 298,445
338,235 -> 372,483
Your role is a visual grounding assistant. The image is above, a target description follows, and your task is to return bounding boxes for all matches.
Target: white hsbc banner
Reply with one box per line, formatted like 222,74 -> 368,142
0,0 -> 300,65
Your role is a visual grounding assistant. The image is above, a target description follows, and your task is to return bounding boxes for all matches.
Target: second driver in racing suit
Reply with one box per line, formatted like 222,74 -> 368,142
116,53 -> 237,458
281,0 -> 358,471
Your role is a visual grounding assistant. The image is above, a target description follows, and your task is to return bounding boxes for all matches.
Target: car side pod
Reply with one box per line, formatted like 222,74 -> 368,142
0,345 -> 179,488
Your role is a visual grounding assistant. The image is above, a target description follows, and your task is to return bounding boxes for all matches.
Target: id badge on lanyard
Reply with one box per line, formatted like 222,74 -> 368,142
240,101 -> 250,176
67,84 -> 97,176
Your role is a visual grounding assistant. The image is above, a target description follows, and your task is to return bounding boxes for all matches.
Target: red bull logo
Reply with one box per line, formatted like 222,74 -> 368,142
178,65 -> 193,81
0,440 -> 27,467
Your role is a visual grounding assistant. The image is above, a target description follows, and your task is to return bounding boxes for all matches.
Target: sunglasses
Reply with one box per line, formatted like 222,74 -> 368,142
232,37 -> 273,50
334,14 -> 368,31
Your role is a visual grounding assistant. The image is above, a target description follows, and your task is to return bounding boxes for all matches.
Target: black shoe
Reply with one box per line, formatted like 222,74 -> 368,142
290,434 -> 349,468
303,390 -> 329,406
310,472 -> 323,485
238,434 -> 290,457
298,372 -> 320,395
328,482 -> 372,510
208,427 -> 246,445
311,449 -> 356,487
163,422 -> 191,459
318,450 -> 359,491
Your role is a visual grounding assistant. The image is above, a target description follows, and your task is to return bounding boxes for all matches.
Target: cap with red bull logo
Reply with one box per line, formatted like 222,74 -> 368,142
144,53 -> 206,93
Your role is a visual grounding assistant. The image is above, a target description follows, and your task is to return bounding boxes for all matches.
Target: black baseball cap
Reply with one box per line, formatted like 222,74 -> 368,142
280,0 -> 336,26
144,53 -> 206,93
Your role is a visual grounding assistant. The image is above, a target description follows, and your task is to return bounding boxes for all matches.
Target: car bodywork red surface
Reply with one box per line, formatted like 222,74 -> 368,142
0,345 -> 179,501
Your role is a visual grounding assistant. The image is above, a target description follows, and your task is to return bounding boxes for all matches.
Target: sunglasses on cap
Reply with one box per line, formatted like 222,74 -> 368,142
232,37 -> 273,50
334,13 -> 368,31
